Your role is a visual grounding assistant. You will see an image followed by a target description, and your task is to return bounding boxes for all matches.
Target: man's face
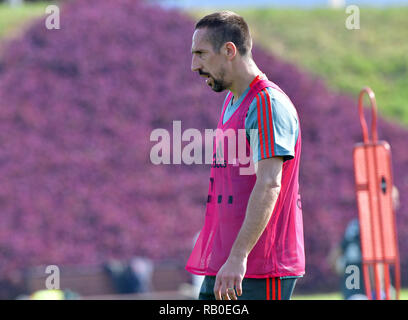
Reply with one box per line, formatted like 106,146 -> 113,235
191,28 -> 231,92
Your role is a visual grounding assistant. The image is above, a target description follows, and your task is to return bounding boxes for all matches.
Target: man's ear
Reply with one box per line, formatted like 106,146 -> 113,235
223,42 -> 237,60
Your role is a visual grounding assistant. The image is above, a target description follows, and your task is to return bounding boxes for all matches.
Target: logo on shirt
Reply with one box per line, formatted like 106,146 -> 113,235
211,142 -> 227,168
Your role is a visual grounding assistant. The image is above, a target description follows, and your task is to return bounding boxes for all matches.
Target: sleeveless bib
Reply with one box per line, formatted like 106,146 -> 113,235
186,75 -> 305,278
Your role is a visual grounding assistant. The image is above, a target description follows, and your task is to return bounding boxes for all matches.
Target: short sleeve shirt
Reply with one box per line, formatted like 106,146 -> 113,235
222,76 -> 299,163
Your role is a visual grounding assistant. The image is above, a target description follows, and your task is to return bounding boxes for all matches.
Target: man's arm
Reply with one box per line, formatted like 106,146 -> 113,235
214,156 -> 283,300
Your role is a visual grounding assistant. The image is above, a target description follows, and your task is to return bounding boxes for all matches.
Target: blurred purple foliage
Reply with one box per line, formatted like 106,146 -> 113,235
0,0 -> 406,293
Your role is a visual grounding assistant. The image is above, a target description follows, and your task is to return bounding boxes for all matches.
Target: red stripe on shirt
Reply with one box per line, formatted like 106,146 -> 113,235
249,74 -> 262,88
255,94 -> 265,159
264,89 -> 275,157
266,278 -> 270,300
260,91 -> 270,159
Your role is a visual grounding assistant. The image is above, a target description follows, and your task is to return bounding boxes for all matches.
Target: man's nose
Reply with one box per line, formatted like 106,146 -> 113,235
191,55 -> 201,73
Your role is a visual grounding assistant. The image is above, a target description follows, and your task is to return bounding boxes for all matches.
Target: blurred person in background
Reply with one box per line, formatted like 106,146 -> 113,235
103,257 -> 153,294
328,185 -> 400,299
186,11 -> 305,300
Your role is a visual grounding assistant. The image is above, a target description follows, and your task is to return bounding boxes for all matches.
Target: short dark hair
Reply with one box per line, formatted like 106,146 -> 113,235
195,11 -> 252,57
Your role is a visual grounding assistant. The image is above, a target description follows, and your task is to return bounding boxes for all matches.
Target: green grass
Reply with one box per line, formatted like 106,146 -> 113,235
292,288 -> 408,300
0,2 -> 48,40
292,292 -> 342,300
188,7 -> 408,126
2,4 -> 407,125
1,5 -> 408,125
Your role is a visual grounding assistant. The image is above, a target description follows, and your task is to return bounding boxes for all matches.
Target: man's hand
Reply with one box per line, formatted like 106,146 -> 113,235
214,256 -> 247,300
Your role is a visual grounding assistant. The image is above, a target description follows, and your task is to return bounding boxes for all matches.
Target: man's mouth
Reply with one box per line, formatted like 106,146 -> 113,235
198,71 -> 213,87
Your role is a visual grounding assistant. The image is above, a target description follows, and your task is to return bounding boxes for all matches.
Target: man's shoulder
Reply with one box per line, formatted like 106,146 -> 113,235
246,86 -> 298,121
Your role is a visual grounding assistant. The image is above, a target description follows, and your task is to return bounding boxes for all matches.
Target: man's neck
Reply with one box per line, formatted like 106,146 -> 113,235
229,59 -> 262,103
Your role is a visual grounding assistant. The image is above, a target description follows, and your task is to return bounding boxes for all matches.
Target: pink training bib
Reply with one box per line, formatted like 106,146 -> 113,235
186,75 -> 305,278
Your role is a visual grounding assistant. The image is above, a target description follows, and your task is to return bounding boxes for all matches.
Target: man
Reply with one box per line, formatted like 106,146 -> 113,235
185,11 -> 305,300
328,186 -> 400,300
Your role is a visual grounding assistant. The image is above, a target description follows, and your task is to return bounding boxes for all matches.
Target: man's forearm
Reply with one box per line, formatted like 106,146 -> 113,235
228,180 -> 281,261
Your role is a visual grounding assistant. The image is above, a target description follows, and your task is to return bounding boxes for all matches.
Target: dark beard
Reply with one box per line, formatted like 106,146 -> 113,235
199,69 -> 230,92
211,69 -> 230,92
211,77 -> 227,92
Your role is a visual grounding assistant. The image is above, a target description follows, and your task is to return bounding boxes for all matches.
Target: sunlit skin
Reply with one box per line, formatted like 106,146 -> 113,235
191,29 -> 230,92
191,27 -> 284,300
191,28 -> 262,102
